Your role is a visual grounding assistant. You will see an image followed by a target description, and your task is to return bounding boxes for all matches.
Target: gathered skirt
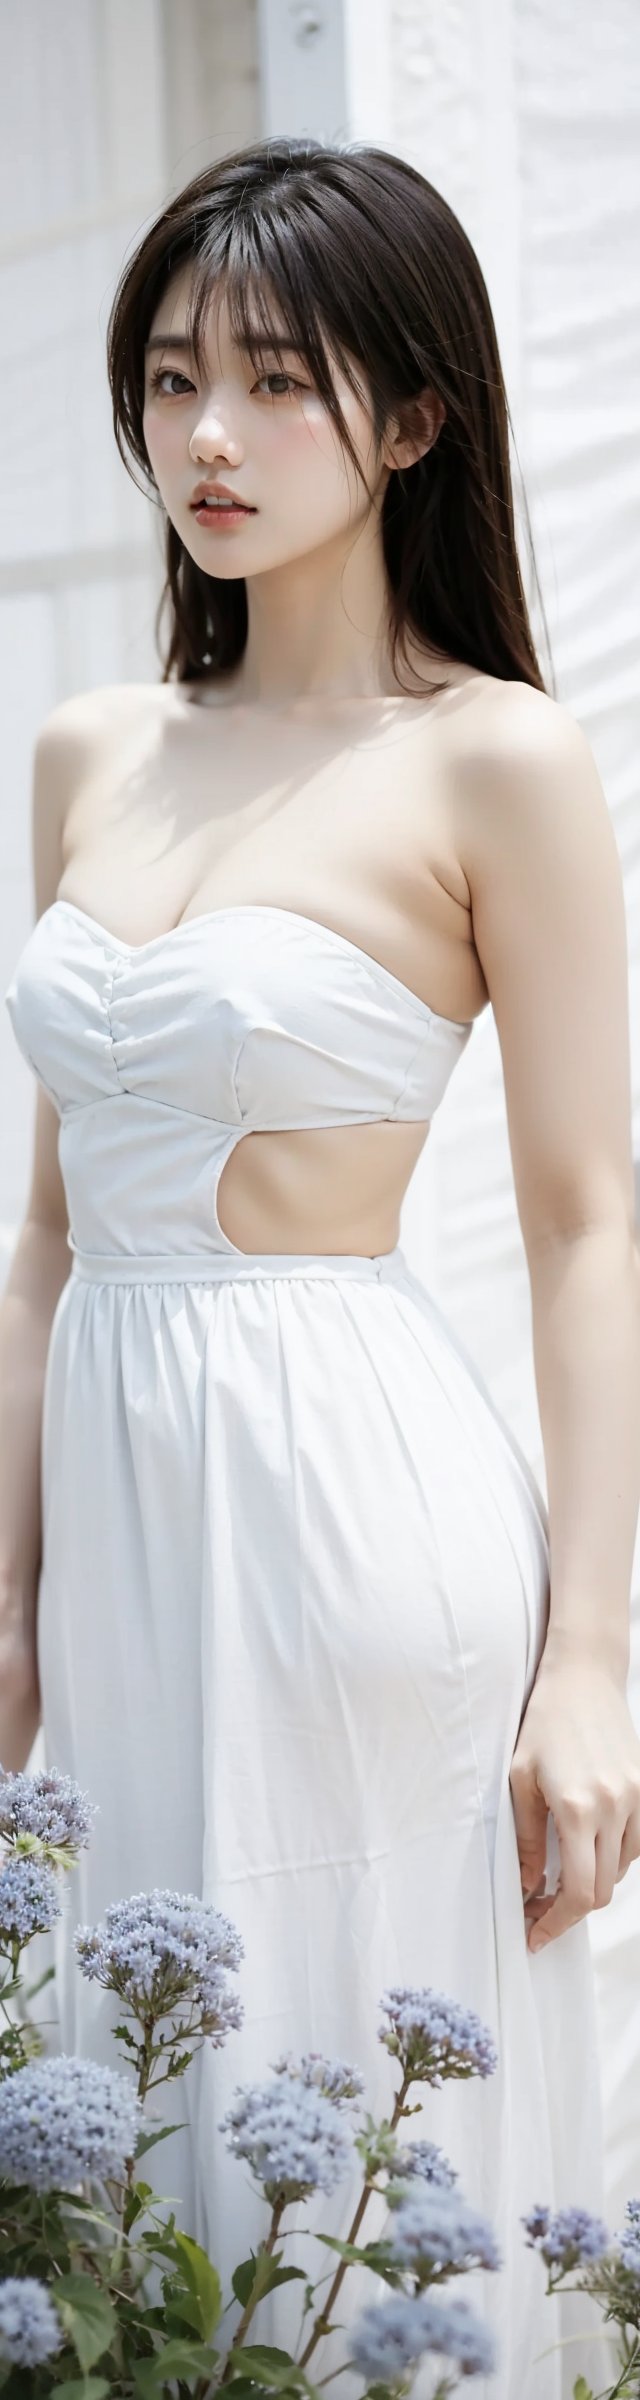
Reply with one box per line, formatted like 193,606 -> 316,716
37,1241 -> 606,2399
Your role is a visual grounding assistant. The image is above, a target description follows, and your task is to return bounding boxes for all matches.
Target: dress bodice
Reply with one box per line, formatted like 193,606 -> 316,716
4,899 -> 473,1262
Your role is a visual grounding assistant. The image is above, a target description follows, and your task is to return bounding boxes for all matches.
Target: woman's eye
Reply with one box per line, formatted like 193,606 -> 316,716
148,366 -> 306,400
254,372 -> 305,397
149,369 -> 194,396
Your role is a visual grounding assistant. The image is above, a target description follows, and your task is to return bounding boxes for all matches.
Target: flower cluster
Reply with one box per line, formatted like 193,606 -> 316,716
0,2275 -> 64,2367
386,2184 -> 502,2283
0,1853 -> 62,1944
616,2197 -> 640,2283
387,2136 -> 459,2195
522,2203 -> 611,2271
270,2047 -> 366,2112
378,1983 -> 499,2086
618,2198 -> 640,2294
0,1765 -> 96,1854
349,2288 -> 497,2382
219,2065 -> 357,2204
6,1763 -> 639,2400
74,1887 -> 245,2041
0,2053 -> 142,2191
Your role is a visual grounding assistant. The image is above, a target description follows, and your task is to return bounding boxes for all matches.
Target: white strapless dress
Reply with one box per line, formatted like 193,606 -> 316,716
4,898 -> 606,2399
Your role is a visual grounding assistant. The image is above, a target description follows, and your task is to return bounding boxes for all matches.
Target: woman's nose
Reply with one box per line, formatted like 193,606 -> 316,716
189,403 -> 241,462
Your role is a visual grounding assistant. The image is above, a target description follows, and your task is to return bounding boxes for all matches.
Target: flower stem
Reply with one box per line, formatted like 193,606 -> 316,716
297,2073 -> 413,2372
603,2339 -> 640,2399
135,2012 -> 158,2104
199,2201 -> 287,2397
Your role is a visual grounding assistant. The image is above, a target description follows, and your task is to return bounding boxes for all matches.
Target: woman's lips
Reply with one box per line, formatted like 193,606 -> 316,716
192,503 -> 256,528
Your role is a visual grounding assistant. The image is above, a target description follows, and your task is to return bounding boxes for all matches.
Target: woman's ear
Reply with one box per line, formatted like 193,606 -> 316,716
385,387 -> 447,475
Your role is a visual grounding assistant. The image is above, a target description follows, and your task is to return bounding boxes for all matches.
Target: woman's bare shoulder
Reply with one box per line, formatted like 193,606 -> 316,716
448,670 -> 579,750
444,674 -> 591,842
495,678 -> 582,742
32,685 -> 169,866
34,680 -> 165,765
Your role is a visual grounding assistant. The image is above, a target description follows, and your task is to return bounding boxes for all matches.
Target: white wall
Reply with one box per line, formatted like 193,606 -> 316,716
1,0 -> 640,2266
4,0 -> 637,1472
381,0 -> 640,1481
0,0 -> 259,1258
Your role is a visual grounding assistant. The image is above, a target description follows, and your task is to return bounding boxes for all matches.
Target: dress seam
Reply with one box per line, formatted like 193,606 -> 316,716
388,1019 -> 436,1118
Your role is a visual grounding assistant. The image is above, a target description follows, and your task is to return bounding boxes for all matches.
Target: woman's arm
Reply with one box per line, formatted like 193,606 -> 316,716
0,1207 -> 71,1769
0,707 -> 76,1770
456,687 -> 640,1948
458,685 -> 640,1673
526,1219 -> 640,1684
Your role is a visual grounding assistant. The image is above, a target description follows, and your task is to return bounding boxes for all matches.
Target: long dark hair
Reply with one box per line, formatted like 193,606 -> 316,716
107,135 -> 553,700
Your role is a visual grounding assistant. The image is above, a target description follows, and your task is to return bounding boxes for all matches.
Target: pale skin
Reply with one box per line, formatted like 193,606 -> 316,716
3,261 -> 640,1957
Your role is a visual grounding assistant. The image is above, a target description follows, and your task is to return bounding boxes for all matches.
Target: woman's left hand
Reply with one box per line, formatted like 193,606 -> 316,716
509,1652 -> 640,1953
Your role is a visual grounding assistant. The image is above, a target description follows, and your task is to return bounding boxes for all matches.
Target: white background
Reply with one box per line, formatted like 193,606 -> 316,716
1,0 -> 639,2245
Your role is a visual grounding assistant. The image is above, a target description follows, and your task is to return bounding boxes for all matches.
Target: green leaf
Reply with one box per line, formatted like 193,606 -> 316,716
123,2178 -> 155,2229
54,2272 -> 117,2370
53,2382 -> 112,2400
232,2253 -> 262,2306
230,2346 -> 304,2387
166,2049 -> 192,2078
135,2119 -> 186,2157
233,2246 -> 309,2304
258,2265 -> 308,2292
171,2229 -> 223,2339
572,2384 -> 594,2400
138,2221 -> 181,2261
314,2233 -> 362,2259
132,2337 -> 221,2387
314,2232 -> 393,2268
218,2385 -> 272,2399
233,2346 -> 298,2369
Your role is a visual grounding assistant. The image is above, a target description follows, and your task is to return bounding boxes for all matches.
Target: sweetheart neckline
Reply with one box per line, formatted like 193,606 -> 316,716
46,898 -> 475,1037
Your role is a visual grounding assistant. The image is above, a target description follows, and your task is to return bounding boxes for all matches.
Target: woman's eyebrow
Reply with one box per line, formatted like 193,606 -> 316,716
144,330 -> 303,355
235,333 -> 304,353
144,333 -> 193,353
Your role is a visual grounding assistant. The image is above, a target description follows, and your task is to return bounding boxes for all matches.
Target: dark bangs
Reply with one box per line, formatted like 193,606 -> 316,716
184,224 -> 385,508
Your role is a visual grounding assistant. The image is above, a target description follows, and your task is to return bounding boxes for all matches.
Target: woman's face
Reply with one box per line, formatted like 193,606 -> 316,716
141,262 -> 390,576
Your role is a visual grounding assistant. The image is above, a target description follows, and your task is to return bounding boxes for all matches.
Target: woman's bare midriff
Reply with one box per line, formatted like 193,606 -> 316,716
55,665 -> 492,1257
214,1119 -> 432,1256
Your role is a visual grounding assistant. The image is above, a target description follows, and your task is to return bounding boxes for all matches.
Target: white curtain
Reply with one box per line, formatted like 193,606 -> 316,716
385,0 -> 640,2248
1,0 -> 639,2269
0,0 -> 258,1258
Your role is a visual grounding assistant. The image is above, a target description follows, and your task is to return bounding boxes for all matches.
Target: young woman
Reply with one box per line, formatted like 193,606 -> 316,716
3,136 -> 640,2397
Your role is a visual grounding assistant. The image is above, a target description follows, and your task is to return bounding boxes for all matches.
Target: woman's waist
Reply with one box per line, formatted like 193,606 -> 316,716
57,1111 -> 429,1275
66,1237 -> 410,1287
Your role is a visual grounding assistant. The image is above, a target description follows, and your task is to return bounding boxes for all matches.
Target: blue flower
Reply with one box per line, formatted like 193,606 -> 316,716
349,2289 -> 497,2381
0,1767 -> 95,1851
386,2186 -> 501,2280
387,2138 -> 458,2194
0,1855 -> 62,1944
522,2203 -> 611,2268
378,1984 -> 498,2085
614,2199 -> 640,2282
74,1889 -> 244,2040
617,2226 -> 640,2281
220,2069 -> 356,2204
270,2049 -> 366,2112
0,2054 -> 142,2191
0,2276 -> 63,2366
